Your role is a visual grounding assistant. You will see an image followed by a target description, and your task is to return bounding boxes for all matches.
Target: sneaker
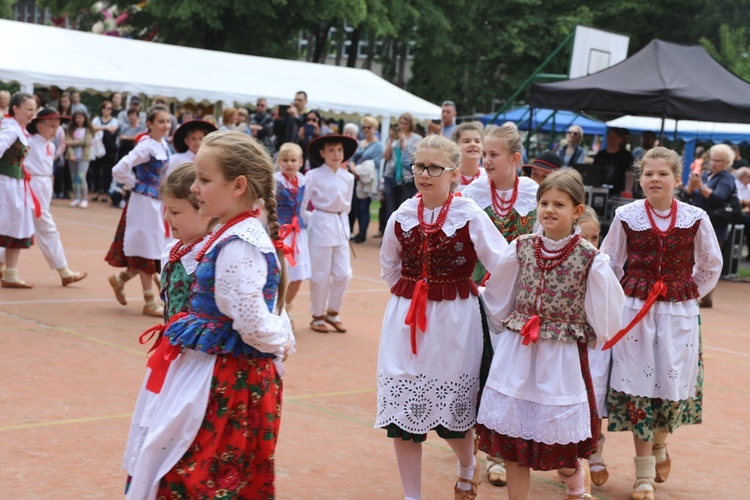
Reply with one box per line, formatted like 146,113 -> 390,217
69,199 -> 80,207
79,199 -> 89,209
119,200 -> 126,209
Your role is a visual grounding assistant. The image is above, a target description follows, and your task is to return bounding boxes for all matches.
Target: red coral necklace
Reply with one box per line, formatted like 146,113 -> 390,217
460,168 -> 481,185
195,209 -> 260,261
534,234 -> 581,271
169,234 -> 207,264
644,199 -> 677,237
490,175 -> 519,218
417,194 -> 453,235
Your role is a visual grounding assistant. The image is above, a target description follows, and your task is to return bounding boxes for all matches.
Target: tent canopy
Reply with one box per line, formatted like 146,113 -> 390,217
481,106 -> 607,135
531,39 -> 750,124
607,115 -> 750,143
0,19 -> 441,120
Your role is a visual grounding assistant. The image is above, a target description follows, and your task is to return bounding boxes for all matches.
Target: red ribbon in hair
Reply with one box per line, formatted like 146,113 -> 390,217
520,314 -> 541,346
602,279 -> 667,350
139,312 -> 188,393
404,279 -> 429,355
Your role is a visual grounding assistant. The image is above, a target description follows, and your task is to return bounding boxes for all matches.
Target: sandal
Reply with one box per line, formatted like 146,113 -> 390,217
1,280 -> 33,289
310,315 -> 329,333
487,459 -> 507,487
324,310 -> 347,333
631,478 -> 655,500
454,461 -> 481,500
142,302 -> 164,318
588,459 -> 609,486
62,271 -> 87,287
653,445 -> 671,483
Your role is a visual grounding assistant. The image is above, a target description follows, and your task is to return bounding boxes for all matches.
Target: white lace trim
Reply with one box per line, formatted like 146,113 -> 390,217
205,215 -> 275,254
375,372 -> 479,433
394,196 -> 483,237
617,199 -> 704,231
461,176 -> 538,216
477,387 -> 592,445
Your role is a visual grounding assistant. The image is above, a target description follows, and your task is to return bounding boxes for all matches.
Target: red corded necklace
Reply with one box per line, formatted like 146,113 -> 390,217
195,209 -> 260,261
459,168 -> 481,185
169,234 -> 207,264
644,199 -> 677,238
283,174 -> 300,196
417,193 -> 454,234
533,234 -> 581,271
490,175 -> 519,218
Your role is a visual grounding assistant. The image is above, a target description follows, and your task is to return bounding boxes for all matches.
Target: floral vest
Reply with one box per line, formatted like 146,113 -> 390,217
133,156 -> 168,199
391,221 -> 478,301
621,223 -> 700,302
276,179 -> 306,229
165,235 -> 279,357
160,260 -> 192,319
0,138 -> 28,180
503,234 -> 597,343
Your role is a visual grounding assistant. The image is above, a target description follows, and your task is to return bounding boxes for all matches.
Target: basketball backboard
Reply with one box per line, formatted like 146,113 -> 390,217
569,26 -> 629,79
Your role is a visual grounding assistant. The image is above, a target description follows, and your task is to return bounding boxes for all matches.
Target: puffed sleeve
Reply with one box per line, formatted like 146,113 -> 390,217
584,252 -> 625,349
214,239 -> 295,357
379,214 -> 402,288
469,208 -> 508,273
480,240 -> 521,334
0,126 -> 20,155
112,141 -> 153,189
693,212 -> 723,297
599,213 -> 628,280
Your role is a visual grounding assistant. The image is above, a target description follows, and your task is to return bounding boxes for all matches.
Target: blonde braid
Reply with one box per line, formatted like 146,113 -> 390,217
264,176 -> 287,313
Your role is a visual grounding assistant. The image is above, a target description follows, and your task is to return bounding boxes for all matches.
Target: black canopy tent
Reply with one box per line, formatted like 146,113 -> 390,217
530,39 -> 750,124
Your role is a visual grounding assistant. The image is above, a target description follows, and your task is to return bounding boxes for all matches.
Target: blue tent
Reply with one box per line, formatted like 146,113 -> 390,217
480,106 -> 607,136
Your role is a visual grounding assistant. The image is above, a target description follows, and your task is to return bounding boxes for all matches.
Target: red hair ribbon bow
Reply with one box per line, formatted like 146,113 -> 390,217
520,314 -> 541,346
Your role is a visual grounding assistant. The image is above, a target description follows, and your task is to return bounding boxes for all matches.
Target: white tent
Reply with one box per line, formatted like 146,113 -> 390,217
607,115 -> 750,143
0,19 -> 441,122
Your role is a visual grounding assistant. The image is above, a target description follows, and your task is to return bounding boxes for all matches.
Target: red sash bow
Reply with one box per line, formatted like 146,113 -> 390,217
277,215 -> 300,267
139,312 -> 188,393
602,279 -> 667,350
404,279 -> 429,355
520,314 -> 541,346
22,168 -> 42,218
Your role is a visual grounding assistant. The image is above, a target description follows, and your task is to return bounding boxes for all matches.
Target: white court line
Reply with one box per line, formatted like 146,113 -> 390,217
0,288 -> 388,306
704,345 -> 750,358
51,215 -> 115,232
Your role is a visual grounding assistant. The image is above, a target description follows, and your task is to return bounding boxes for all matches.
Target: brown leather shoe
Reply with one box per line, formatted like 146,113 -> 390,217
62,272 -> 87,287
142,303 -> 164,317
324,310 -> 347,333
108,274 -> 127,305
654,447 -> 671,483
310,316 -> 330,333
1,280 -> 33,289
454,461 -> 481,500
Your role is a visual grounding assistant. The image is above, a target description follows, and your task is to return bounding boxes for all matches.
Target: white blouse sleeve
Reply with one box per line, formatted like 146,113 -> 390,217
599,213 -> 628,280
379,214 -> 402,288
0,127 -> 20,155
214,239 -> 295,357
469,209 -> 509,273
584,252 -> 625,349
111,142 -> 153,188
693,213 -> 723,297
480,240 -> 521,333
300,171 -> 314,224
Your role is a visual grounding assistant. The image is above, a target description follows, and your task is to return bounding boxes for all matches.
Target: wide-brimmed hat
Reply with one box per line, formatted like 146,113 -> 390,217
522,150 -> 563,177
307,134 -> 358,167
172,120 -> 218,153
26,107 -> 70,135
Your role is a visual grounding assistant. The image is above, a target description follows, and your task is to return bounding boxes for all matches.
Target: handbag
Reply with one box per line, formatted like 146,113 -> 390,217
708,190 -> 743,224
91,130 -> 106,160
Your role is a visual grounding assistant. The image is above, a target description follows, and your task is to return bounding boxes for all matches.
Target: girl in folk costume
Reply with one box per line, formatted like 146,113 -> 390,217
0,108 -> 86,287
576,206 -> 611,492
451,123 -> 485,194
274,142 -> 311,313
462,124 -> 538,284
461,123 -> 538,487
600,147 -> 722,500
0,92 -> 38,288
477,170 -> 625,500
123,162 -> 216,494
126,132 -> 294,499
106,105 -> 172,317
376,135 -> 509,500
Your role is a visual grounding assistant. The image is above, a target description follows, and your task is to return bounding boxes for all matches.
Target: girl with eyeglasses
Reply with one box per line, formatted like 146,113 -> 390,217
376,135 -> 508,500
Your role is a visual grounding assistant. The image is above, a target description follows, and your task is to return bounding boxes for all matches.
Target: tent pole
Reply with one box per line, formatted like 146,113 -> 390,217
658,116 -> 666,143
526,106 -> 534,155
673,120 -> 678,143
380,114 -> 391,146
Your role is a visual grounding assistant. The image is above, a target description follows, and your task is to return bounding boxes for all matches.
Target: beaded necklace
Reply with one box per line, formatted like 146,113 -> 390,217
459,169 -> 481,185
169,234 -> 207,264
490,175 -> 519,218
417,193 -> 453,235
283,174 -> 299,196
644,199 -> 677,237
195,209 -> 260,261
533,234 -> 581,271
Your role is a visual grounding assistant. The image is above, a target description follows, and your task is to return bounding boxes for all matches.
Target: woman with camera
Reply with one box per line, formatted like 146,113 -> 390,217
382,113 -> 422,222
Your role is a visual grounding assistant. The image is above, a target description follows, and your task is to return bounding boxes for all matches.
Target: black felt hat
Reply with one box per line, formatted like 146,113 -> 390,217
522,150 -> 563,177
172,120 -> 218,153
26,107 -> 70,135
307,134 -> 358,167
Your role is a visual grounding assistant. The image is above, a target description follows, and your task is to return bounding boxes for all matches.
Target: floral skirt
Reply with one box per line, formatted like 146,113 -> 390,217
0,234 -> 34,248
157,354 -> 282,500
607,328 -> 704,441
477,342 -> 599,471
105,205 -> 160,274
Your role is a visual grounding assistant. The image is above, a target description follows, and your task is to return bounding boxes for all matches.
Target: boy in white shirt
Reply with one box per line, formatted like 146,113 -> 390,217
301,135 -> 358,333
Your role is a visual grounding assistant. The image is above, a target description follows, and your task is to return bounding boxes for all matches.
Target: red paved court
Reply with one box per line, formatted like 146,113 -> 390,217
1,200 -> 748,499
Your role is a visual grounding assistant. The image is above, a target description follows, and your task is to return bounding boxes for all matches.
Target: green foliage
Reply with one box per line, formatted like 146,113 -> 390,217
0,0 -> 13,19
33,0 -> 750,113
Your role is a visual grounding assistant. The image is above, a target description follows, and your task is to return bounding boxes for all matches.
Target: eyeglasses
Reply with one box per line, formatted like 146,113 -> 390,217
411,163 -> 455,177
102,106 -> 112,110
567,131 -> 580,136
362,126 -> 373,130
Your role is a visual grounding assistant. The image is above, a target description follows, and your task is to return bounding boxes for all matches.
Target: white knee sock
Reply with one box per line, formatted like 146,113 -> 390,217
456,458 -> 477,491
393,439 -> 422,500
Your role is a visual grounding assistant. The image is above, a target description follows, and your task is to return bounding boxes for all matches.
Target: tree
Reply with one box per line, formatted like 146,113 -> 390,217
700,24 -> 750,81
0,0 -> 13,19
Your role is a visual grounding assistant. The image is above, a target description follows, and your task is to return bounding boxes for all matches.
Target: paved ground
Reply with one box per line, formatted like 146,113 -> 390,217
1,200 -> 748,499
